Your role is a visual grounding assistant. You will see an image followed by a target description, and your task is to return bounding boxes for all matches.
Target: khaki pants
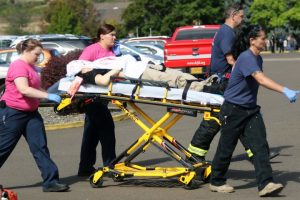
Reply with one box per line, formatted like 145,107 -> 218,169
141,65 -> 216,91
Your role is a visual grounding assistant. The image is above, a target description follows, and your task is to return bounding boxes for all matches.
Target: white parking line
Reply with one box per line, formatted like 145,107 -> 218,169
264,58 -> 300,61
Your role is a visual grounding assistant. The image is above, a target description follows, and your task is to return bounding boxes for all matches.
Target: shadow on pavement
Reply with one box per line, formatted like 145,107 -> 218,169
231,145 -> 293,162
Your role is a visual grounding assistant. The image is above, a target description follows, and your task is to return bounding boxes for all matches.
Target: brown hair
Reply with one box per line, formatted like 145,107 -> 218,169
224,3 -> 243,19
93,23 -> 116,43
16,38 -> 43,54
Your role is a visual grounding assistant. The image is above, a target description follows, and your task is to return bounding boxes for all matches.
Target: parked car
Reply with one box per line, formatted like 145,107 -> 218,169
122,36 -> 170,48
0,48 -> 59,97
126,42 -> 164,57
120,43 -> 163,64
10,34 -> 92,55
0,35 -> 18,49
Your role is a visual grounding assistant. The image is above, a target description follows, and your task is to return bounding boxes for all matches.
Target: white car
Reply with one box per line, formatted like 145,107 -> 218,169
121,36 -> 170,48
0,35 -> 18,49
126,43 -> 164,57
120,43 -> 163,64
10,34 -> 92,55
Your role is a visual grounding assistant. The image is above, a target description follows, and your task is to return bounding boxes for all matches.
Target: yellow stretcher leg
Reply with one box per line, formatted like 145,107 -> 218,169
88,99 -> 213,189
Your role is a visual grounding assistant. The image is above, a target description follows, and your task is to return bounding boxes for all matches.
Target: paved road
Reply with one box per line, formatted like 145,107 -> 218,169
1,53 -> 300,200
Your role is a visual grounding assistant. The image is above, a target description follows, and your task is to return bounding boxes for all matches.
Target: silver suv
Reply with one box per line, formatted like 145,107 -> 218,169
10,34 -> 92,55
0,35 -> 18,49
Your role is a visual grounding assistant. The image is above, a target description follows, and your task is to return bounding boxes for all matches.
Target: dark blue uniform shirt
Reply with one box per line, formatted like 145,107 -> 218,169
224,49 -> 263,108
210,24 -> 236,74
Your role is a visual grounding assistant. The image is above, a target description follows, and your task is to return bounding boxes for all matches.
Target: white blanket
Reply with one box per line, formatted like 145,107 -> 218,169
66,55 -> 147,79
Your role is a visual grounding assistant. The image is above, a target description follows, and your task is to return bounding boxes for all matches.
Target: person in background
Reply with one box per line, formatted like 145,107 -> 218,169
0,39 -> 69,192
209,25 -> 299,197
77,24 -> 120,176
277,35 -> 285,53
270,33 -> 276,53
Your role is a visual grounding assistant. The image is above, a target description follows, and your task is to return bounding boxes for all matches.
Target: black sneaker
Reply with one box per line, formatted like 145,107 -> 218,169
43,183 -> 70,192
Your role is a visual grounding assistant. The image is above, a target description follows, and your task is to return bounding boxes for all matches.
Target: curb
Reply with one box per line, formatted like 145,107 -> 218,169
261,50 -> 300,54
45,110 -> 134,131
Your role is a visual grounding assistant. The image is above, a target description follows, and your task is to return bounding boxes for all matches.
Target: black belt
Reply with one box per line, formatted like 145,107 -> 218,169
0,100 -> 6,108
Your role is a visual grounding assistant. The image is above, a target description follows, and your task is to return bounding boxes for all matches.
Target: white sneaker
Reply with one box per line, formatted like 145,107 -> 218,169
209,184 -> 234,193
258,182 -> 283,197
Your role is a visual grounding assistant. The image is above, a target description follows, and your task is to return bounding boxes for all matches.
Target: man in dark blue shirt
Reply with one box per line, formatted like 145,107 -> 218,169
210,23 -> 237,75
187,3 -> 278,163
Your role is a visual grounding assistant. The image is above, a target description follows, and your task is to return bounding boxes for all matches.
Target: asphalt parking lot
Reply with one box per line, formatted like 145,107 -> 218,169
0,52 -> 300,200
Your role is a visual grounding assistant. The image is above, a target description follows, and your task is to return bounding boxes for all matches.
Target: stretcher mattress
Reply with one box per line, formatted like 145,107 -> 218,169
58,77 -> 224,106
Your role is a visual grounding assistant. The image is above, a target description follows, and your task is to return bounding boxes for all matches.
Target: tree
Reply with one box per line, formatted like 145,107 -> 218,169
122,0 -> 224,37
249,0 -> 300,42
161,0 -> 224,35
281,0 -> 300,32
250,0 -> 300,32
3,3 -> 31,35
44,0 -> 100,37
250,0 -> 287,30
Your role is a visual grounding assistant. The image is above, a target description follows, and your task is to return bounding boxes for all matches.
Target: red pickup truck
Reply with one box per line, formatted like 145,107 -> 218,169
164,25 -> 220,77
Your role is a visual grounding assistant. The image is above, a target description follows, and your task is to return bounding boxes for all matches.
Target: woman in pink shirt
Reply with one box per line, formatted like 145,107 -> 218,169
77,24 -> 120,176
0,39 -> 69,192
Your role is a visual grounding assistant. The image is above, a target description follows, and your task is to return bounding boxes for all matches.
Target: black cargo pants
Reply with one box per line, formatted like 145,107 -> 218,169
211,101 -> 273,190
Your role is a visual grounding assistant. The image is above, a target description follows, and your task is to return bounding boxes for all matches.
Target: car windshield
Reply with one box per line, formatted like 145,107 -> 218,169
175,29 -> 218,40
63,39 -> 92,48
122,43 -> 148,55
0,40 -> 14,49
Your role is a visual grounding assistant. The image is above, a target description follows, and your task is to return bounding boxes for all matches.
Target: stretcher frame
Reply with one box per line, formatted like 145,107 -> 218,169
56,78 -> 221,189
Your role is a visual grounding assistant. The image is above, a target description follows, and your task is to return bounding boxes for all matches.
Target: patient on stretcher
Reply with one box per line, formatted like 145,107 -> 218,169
66,55 -> 217,95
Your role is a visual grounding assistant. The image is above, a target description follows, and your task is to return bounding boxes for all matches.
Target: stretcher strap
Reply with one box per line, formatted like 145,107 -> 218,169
182,79 -> 201,101
130,79 -> 141,100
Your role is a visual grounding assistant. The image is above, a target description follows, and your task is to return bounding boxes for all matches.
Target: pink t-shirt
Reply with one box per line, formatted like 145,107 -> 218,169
79,43 -> 115,61
1,59 -> 41,111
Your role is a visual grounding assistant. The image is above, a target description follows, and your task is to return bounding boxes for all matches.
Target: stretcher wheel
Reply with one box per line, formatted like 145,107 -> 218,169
111,173 -> 124,182
89,174 -> 104,188
183,179 -> 198,190
195,165 -> 211,183
202,170 -> 211,183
